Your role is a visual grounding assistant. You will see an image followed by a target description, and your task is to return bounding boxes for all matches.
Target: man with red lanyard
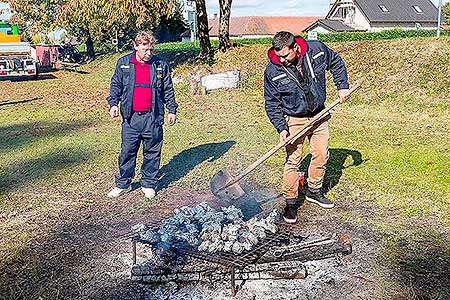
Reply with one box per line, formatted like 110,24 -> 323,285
107,31 -> 178,199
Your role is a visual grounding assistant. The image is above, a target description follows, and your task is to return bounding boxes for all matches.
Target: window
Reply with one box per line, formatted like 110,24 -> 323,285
0,28 -> 12,34
379,5 -> 389,12
413,5 -> 423,13
333,7 -> 345,18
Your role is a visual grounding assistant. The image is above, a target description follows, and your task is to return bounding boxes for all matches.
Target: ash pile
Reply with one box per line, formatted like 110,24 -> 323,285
132,202 -> 280,267
130,202 -> 352,296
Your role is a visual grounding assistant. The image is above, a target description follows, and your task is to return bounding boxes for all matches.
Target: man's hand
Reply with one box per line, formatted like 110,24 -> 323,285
109,105 -> 119,118
338,89 -> 351,103
279,130 -> 289,144
168,113 -> 177,126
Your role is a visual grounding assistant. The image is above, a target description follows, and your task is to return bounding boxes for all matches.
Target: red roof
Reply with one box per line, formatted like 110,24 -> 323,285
208,16 -> 320,37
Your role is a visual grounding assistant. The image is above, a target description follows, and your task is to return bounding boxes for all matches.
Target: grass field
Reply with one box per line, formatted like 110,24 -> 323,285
1,37 -> 449,299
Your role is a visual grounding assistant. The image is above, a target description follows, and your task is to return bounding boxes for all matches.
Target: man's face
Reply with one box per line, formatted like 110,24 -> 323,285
134,42 -> 154,62
274,44 -> 299,66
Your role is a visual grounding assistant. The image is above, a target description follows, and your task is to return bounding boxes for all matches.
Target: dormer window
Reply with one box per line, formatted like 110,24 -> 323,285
413,5 -> 423,13
379,5 -> 389,12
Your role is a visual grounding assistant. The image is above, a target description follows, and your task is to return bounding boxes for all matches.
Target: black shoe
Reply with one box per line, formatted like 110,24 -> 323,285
283,202 -> 298,224
305,189 -> 335,209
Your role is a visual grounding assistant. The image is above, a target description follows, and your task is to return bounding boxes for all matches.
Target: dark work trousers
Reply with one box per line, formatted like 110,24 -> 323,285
115,111 -> 163,189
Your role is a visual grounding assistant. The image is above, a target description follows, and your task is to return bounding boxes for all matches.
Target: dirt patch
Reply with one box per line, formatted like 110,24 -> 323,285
0,184 -> 382,300
2,183 -> 446,300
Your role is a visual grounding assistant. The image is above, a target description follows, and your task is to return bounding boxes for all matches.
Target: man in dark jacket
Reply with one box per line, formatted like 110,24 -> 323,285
264,31 -> 350,223
107,31 -> 178,199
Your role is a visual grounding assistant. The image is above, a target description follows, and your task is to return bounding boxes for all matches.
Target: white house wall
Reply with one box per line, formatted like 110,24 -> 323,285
310,25 -> 332,33
328,1 -> 370,30
353,6 -> 371,30
327,1 -> 437,32
368,22 -> 437,31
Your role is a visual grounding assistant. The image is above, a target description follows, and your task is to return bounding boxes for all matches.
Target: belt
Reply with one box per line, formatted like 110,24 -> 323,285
134,111 -> 151,115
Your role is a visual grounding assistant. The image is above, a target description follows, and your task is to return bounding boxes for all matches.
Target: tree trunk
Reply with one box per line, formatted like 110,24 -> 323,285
219,0 -> 232,52
194,0 -> 212,60
85,29 -> 95,61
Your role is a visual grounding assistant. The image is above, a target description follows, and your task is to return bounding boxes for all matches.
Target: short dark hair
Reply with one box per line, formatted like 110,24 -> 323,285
272,31 -> 295,51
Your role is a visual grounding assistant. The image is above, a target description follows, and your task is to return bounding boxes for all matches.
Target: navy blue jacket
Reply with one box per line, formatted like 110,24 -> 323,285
107,52 -> 178,125
264,37 -> 349,133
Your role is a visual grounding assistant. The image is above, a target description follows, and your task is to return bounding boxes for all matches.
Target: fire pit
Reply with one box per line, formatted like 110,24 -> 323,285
130,203 -> 352,296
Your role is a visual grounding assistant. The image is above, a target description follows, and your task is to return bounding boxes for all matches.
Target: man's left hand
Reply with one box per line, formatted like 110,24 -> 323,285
338,89 -> 351,103
168,113 -> 177,126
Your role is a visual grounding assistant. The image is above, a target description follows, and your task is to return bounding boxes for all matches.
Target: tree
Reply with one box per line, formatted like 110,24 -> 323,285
194,0 -> 212,60
57,0 -> 175,60
218,0 -> 232,52
7,0 -> 61,39
57,0 -> 104,60
9,0 -> 175,60
443,3 -> 450,24
155,1 -> 188,42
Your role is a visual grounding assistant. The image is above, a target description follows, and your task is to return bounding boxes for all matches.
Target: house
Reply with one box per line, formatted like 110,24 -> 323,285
178,0 -> 197,42
304,19 -> 363,33
305,0 -> 443,33
207,15 -> 320,39
180,29 -> 192,43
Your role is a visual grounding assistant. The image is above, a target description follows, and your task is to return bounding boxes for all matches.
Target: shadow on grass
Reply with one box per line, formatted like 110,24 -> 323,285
60,69 -> 90,75
0,147 -> 93,193
382,229 -> 450,299
156,48 -> 200,69
0,97 -> 42,107
157,141 -> 236,190
0,119 -> 95,153
299,148 -> 365,193
0,73 -> 57,82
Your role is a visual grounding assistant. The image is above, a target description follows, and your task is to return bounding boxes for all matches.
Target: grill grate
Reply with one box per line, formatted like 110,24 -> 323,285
178,222 -> 305,268
132,222 -> 351,297
133,222 -> 306,269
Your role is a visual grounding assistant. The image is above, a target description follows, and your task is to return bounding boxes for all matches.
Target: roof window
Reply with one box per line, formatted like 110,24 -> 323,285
412,5 -> 423,13
379,5 -> 389,13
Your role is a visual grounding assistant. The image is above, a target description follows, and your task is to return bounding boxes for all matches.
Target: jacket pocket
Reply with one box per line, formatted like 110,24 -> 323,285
313,62 -> 327,81
122,69 -> 130,85
308,80 -> 326,112
278,81 -> 300,110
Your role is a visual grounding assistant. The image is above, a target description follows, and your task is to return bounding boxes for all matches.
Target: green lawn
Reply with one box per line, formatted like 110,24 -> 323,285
1,37 -> 449,299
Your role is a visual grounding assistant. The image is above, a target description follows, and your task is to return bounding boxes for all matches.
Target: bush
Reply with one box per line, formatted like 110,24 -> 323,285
231,29 -> 450,46
317,28 -> 450,43
149,29 -> 450,56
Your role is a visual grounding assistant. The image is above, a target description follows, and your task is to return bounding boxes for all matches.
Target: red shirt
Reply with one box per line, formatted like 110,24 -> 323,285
131,53 -> 152,112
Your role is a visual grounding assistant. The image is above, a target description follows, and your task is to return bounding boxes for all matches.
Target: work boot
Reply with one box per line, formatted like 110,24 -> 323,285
142,187 -> 156,199
107,187 -> 129,198
305,189 -> 334,209
283,200 -> 298,224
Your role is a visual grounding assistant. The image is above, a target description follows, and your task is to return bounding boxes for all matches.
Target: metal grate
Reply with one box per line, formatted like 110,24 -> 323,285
132,222 -> 351,297
181,222 -> 307,268
133,222 -> 306,269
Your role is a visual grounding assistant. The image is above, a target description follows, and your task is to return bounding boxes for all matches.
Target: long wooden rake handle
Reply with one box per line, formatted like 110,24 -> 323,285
226,83 -> 361,188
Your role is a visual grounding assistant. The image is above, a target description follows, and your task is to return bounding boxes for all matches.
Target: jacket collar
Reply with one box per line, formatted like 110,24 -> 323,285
131,51 -> 157,65
267,36 -> 308,66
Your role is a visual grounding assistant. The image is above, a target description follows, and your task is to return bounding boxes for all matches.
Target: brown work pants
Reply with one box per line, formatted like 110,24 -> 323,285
283,116 -> 330,200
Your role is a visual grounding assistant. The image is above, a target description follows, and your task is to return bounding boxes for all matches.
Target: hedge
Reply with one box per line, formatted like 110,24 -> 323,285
232,29 -> 450,45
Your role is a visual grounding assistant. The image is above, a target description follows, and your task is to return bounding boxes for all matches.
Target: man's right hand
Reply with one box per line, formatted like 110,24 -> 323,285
279,130 -> 289,144
109,105 -> 119,118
